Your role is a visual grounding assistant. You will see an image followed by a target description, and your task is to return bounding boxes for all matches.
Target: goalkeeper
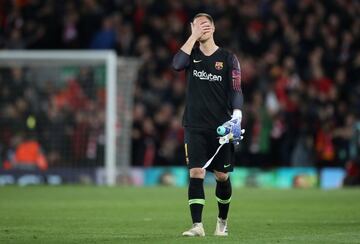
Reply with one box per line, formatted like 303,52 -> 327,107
172,13 -> 244,237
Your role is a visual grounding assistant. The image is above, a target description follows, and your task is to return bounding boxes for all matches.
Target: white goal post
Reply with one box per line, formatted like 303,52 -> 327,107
0,50 -> 137,186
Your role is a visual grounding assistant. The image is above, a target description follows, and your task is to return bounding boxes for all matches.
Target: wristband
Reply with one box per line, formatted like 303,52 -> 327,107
232,110 -> 242,120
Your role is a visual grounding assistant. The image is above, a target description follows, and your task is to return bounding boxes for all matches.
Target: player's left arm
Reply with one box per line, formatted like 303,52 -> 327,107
229,53 -> 244,121
216,53 -> 245,143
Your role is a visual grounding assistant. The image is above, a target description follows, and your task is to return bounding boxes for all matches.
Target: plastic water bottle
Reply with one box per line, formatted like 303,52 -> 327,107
217,118 -> 242,145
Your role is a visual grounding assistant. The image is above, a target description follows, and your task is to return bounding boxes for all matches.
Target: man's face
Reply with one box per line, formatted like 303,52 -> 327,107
193,16 -> 215,42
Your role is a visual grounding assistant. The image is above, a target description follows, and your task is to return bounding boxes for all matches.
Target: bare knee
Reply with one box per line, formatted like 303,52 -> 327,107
190,168 -> 206,179
214,171 -> 229,182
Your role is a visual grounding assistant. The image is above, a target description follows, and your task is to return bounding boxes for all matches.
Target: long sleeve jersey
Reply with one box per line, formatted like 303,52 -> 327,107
172,47 -> 243,130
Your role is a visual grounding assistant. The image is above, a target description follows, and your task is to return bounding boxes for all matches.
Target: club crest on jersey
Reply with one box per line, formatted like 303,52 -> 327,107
215,61 -> 223,70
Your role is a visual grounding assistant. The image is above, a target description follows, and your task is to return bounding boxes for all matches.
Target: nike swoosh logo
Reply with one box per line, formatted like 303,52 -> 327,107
193,59 -> 202,63
224,164 -> 231,168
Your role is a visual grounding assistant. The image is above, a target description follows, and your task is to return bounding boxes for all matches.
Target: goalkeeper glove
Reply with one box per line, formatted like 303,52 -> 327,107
217,110 -> 245,144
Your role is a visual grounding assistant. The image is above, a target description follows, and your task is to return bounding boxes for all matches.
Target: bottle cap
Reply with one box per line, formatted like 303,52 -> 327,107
217,126 -> 226,136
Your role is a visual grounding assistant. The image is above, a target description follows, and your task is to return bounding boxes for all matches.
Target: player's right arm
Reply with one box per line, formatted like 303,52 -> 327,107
172,21 -> 211,71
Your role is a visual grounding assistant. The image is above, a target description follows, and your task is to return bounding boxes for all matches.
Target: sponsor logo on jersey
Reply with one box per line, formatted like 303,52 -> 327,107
193,59 -> 202,63
193,69 -> 222,82
215,61 -> 223,70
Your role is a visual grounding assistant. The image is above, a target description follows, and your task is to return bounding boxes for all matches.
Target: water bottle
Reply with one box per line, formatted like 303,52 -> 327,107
217,118 -> 242,145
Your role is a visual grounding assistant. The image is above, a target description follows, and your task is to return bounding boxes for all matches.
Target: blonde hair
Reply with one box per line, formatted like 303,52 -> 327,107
193,13 -> 214,24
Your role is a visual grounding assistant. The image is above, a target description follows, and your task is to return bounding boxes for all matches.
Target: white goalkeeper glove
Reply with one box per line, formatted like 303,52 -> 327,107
217,110 -> 245,144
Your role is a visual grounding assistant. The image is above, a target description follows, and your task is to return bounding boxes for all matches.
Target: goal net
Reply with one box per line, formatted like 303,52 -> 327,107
0,51 -> 139,186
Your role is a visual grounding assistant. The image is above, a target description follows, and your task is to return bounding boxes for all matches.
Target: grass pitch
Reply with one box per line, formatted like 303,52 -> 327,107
0,186 -> 360,243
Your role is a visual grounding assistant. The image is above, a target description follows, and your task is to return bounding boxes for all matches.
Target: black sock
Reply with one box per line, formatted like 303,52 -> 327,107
216,177 -> 232,220
188,178 -> 205,223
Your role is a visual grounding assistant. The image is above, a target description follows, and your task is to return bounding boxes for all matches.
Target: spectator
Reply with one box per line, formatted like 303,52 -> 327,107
7,133 -> 48,171
90,16 -> 117,49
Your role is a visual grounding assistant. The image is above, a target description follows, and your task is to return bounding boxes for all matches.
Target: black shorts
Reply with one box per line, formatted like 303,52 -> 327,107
184,127 -> 234,172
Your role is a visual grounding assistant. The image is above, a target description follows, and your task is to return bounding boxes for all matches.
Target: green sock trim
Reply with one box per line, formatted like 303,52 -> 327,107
216,196 -> 231,204
188,199 -> 205,205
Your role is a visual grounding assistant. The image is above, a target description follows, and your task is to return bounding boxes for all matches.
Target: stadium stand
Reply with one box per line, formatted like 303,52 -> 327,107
0,0 -> 359,169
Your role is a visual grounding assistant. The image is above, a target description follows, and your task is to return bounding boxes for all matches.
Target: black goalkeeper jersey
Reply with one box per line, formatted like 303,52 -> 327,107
182,47 -> 238,130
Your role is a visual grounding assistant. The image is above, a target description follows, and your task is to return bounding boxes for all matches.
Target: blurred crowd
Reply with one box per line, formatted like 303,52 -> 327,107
0,66 -> 105,169
0,0 -> 360,170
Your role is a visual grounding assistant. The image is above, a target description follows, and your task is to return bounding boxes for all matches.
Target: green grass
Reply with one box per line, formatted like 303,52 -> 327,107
0,186 -> 360,243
